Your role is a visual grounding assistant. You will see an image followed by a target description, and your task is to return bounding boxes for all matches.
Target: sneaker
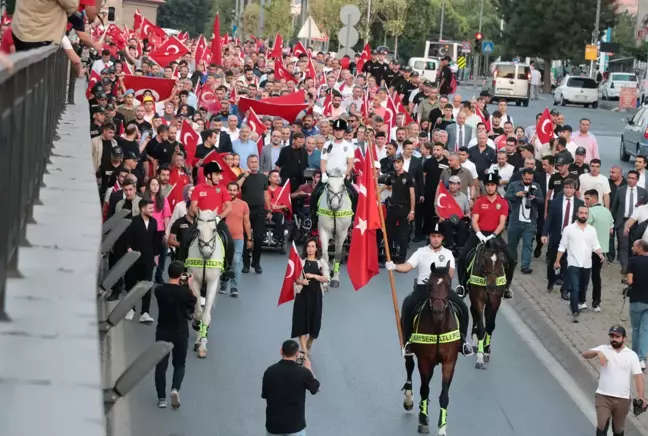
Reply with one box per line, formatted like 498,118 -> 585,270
170,389 -> 180,409
592,305 -> 601,313
242,266 -> 250,274
218,287 -> 227,294
125,309 -> 135,321
254,266 -> 263,274
157,398 -> 167,408
455,285 -> 466,298
578,303 -> 588,311
503,288 -> 513,300
462,342 -> 474,356
139,313 -> 154,324
641,360 -> 646,371
230,288 -> 239,298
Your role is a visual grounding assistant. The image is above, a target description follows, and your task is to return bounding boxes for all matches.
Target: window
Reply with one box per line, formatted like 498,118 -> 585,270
414,61 -> 437,71
612,73 -> 637,82
566,77 -> 597,89
495,65 -> 516,79
517,66 -> 531,80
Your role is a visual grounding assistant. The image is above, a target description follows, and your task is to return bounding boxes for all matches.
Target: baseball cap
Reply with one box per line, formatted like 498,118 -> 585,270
448,175 -> 461,184
124,151 -> 139,161
555,156 -> 567,166
105,103 -> 115,111
142,96 -> 155,103
111,146 -> 124,158
124,89 -> 135,96
575,147 -> 587,155
96,92 -> 107,99
609,325 -> 626,337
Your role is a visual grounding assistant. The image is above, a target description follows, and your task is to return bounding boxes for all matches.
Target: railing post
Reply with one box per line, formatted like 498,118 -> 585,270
67,61 -> 75,105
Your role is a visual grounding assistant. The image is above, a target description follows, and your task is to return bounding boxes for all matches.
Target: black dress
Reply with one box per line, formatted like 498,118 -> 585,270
291,259 -> 323,339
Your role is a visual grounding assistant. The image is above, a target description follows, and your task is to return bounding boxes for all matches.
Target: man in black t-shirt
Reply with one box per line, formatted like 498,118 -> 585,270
569,147 -> 590,177
154,261 -> 197,409
168,210 -> 195,263
438,56 -> 454,95
237,155 -> 269,273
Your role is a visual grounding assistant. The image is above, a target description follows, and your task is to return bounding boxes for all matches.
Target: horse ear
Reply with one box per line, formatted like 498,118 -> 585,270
429,262 -> 436,272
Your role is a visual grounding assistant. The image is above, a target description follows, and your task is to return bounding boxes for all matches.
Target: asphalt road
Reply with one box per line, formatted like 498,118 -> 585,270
112,94 -> 631,436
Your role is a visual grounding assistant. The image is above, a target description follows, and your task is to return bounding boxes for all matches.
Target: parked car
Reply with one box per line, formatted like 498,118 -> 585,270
553,75 -> 598,108
487,62 -> 530,107
620,107 -> 648,161
601,72 -> 638,100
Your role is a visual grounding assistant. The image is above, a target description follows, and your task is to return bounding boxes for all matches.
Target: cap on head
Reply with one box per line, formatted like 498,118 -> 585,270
143,95 -> 155,103
124,151 -> 139,161
332,118 -> 348,131
393,153 -> 404,162
429,220 -> 443,236
485,171 -> 500,185
609,324 -> 626,337
555,156 -> 567,166
111,146 -> 124,159
204,161 -> 223,175
448,175 -> 461,184
575,147 -> 587,156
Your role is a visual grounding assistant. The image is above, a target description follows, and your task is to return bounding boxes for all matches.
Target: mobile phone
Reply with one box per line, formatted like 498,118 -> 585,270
296,351 -> 305,366
140,130 -> 150,144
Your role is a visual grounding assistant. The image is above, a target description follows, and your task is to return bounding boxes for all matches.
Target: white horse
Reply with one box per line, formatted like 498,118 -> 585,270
317,171 -> 353,288
185,209 -> 224,358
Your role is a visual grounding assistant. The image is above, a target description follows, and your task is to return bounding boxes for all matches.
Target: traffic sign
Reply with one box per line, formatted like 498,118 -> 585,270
481,41 -> 494,53
636,28 -> 648,40
457,56 -> 466,69
340,5 -> 361,26
338,26 -> 359,48
585,44 -> 598,61
461,41 -> 471,53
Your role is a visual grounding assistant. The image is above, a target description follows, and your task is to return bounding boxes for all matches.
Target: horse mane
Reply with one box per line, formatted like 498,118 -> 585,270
197,209 -> 217,220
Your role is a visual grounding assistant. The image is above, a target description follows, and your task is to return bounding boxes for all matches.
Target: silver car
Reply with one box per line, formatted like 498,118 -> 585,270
620,107 -> 648,161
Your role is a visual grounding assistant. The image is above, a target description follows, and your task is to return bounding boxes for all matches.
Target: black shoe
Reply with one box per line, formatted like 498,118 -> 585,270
521,267 -> 533,274
503,288 -> 513,300
230,288 -> 239,298
556,279 -> 563,286
533,244 -> 543,258
572,311 -> 580,323
455,285 -> 466,298
547,283 -> 554,292
106,291 -> 121,301
222,269 -> 235,281
254,266 -> 263,274
242,266 -> 250,274
561,291 -> 570,300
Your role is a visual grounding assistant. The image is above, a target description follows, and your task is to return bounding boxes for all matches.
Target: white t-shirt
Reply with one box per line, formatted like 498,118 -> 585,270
321,140 -> 354,175
630,204 -> 648,242
531,69 -> 542,86
406,245 -> 456,285
591,345 -> 641,399
579,173 -> 611,201
461,160 -> 478,181
488,163 -> 515,196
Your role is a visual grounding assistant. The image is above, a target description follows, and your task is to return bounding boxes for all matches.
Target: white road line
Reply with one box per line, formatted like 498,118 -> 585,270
499,303 -> 601,430
591,131 -> 621,137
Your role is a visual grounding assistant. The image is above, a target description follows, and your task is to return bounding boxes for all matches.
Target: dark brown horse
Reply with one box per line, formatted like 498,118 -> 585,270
402,262 -> 459,435
467,241 -> 506,370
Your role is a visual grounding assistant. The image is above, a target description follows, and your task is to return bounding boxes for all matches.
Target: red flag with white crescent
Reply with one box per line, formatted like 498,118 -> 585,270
476,107 -> 491,131
211,14 -> 222,66
269,33 -> 283,59
293,41 -> 307,58
180,119 -> 200,165
148,36 -> 190,67
167,169 -> 191,211
322,92 -> 332,117
139,17 -> 166,40
392,92 -> 415,125
86,70 -> 101,99
272,180 -> 292,214
353,147 -> 365,177
355,43 -> 372,74
535,107 -> 554,144
133,9 -> 143,33
278,242 -> 303,306
274,60 -> 296,82
247,108 -> 267,155
122,75 -> 176,102
435,182 -> 464,219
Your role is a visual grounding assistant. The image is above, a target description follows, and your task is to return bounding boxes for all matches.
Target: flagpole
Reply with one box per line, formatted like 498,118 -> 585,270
366,141 -> 404,349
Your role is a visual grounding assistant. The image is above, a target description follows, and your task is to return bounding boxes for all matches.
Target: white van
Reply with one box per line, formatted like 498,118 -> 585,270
601,72 -> 638,101
487,62 -> 531,107
408,57 -> 439,83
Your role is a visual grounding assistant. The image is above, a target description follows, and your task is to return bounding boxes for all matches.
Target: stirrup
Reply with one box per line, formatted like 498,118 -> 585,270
462,342 -> 474,356
503,288 -> 514,300
402,342 -> 414,357
455,285 -> 466,298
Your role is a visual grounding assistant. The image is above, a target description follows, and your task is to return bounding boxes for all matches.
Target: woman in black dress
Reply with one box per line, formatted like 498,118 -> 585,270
292,237 -> 329,356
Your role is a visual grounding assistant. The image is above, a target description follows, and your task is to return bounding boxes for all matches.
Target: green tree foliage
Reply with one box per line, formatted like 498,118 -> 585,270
157,0 -> 213,36
263,0 -> 294,39
210,0 -> 238,36
503,0 -> 618,90
242,3 -> 261,37
309,0 -> 351,47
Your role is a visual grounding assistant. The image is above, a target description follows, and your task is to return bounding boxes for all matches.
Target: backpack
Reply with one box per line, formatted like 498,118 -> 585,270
449,73 -> 458,94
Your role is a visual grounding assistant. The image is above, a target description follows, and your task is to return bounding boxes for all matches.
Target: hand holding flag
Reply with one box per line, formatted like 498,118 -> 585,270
278,242 -> 304,306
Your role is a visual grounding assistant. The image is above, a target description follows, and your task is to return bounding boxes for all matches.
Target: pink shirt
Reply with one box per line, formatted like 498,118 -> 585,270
572,132 -> 600,164
152,198 -> 171,232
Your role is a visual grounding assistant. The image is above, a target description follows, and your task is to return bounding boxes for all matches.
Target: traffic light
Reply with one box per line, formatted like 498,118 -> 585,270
475,32 -> 483,53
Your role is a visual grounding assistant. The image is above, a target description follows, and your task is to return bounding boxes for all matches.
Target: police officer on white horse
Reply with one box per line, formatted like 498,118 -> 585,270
310,118 -> 358,230
386,221 -> 474,357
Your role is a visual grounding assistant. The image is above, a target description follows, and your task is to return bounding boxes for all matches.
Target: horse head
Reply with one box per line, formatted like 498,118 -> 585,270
325,169 -> 346,211
480,241 -> 506,293
195,209 -> 218,258
427,262 -> 452,320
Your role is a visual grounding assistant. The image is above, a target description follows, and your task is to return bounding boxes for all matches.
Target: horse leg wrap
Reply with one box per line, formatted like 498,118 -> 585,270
438,408 -> 447,428
484,333 -> 491,348
477,339 -> 484,354
333,261 -> 340,274
199,322 -> 209,339
419,399 -> 429,416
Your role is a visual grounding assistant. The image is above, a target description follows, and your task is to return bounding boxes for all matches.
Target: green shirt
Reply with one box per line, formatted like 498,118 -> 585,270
587,204 -> 614,253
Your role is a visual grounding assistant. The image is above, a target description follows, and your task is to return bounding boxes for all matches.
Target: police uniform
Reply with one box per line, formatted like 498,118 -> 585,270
456,172 -> 516,299
387,154 -> 414,260
394,223 -> 472,356
310,119 -> 358,227
190,161 -> 235,280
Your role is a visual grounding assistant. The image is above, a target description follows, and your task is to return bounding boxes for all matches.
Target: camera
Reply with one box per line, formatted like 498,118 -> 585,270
524,185 -> 536,209
634,398 -> 648,416
179,272 -> 192,287
378,171 -> 396,186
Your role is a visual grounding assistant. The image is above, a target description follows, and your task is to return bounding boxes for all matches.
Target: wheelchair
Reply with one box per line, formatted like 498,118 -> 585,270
261,214 -> 288,255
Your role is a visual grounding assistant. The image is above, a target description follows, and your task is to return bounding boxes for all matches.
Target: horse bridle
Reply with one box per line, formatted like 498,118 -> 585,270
325,184 -> 345,211
425,278 -> 450,311
195,217 -> 217,257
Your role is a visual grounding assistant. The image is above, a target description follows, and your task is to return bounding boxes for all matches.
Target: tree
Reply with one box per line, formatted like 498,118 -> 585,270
263,0 -> 294,39
241,3 -> 261,38
209,0 -> 238,36
157,0 -> 212,36
375,0 -> 409,57
309,0 -> 349,47
503,0 -> 618,91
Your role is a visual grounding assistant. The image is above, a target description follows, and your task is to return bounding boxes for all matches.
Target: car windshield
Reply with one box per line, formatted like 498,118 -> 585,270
566,77 -> 598,89
612,74 -> 637,82
495,65 -> 516,79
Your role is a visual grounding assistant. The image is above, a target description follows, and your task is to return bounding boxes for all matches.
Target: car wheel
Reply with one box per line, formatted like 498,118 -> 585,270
592,101 -> 598,109
560,95 -> 566,106
522,99 -> 529,107
516,100 -> 522,107
620,137 -> 630,162
584,104 -> 590,108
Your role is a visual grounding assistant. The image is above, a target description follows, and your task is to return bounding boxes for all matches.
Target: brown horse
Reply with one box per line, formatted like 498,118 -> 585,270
467,241 -> 507,370
402,262 -> 459,435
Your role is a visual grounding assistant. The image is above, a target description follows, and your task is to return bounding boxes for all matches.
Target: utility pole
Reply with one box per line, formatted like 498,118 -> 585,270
365,0 -> 372,44
259,0 -> 266,37
439,0 -> 445,41
590,0 -> 602,77
475,0 -> 484,77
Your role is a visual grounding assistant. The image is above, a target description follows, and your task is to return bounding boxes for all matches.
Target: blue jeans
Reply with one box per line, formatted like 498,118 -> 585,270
567,266 -> 591,314
154,249 -> 167,284
230,239 -> 244,289
507,221 -> 535,268
630,302 -> 648,361
267,431 -> 306,436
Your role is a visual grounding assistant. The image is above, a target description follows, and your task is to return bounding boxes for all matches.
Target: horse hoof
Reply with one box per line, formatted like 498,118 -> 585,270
198,349 -> 207,359
418,424 -> 430,434
475,362 -> 486,370
330,280 -> 339,288
484,354 -> 490,363
403,391 -> 413,411
193,344 -> 200,352
437,425 -> 447,436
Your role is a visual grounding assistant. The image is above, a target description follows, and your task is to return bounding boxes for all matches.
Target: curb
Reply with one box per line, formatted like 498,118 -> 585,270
510,283 -> 648,435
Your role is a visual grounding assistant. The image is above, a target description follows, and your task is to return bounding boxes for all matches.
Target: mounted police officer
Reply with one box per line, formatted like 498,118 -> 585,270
386,222 -> 473,357
189,161 -> 235,281
310,118 -> 358,230
455,171 -> 516,300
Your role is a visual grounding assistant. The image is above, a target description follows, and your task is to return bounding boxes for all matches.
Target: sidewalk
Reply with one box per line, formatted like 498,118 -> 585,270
510,253 -> 648,434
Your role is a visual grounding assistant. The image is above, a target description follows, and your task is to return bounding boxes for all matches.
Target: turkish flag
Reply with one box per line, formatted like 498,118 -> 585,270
278,242 -> 304,306
293,41 -> 307,58
133,9 -> 143,33
247,108 -> 267,155
392,92 -> 415,125
180,120 -> 200,165
476,107 -> 491,131
122,75 -> 176,102
197,150 -> 237,187
306,57 -> 318,85
211,14 -> 222,65
167,169 -> 191,211
353,147 -> 365,177
356,43 -> 372,74
194,35 -> 208,65
347,145 -> 381,290
535,107 -> 554,144
272,180 -> 292,214
148,36 -> 190,67
197,82 -> 220,113
86,70 -> 100,99
236,97 -> 308,123
140,17 -> 166,40
274,60 -> 296,82
322,92 -> 332,117
269,33 -> 283,59
435,182 -> 464,219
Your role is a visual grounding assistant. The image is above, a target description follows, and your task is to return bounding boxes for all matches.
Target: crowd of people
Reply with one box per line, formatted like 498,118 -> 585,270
4,1 -> 648,433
